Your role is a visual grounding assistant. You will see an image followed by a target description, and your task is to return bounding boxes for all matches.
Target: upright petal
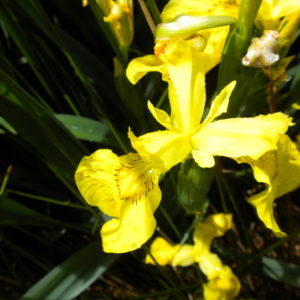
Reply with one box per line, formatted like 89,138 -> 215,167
163,40 -> 208,133
191,112 -> 293,168
129,129 -> 192,172
148,101 -> 175,131
101,187 -> 161,253
201,81 -> 236,127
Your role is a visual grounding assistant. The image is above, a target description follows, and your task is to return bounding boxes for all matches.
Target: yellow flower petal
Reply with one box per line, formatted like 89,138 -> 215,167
171,245 -> 197,267
292,103 -> 300,110
278,11 -> 300,50
164,40 -> 208,133
203,265 -> 241,300
193,223 -> 217,256
199,252 -> 223,280
273,134 -> 300,197
201,81 -> 236,126
246,134 -> 300,237
203,213 -> 232,237
75,149 -> 122,217
272,0 -> 300,18
247,186 -> 286,237
192,148 -> 215,168
191,112 -> 293,167
193,214 -> 232,256
126,54 -> 165,84
145,237 -> 179,265
129,129 -> 192,172
76,150 -> 162,253
148,101 -> 175,131
160,0 -> 239,72
236,150 -> 277,185
101,188 -> 160,253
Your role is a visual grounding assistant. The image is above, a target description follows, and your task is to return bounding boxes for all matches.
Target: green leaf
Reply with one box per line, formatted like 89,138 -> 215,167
177,159 -> 213,214
262,256 -> 300,288
55,114 -> 119,146
217,29 -> 268,118
113,58 -> 146,126
0,196 -> 87,232
0,116 -> 17,134
19,239 -> 119,300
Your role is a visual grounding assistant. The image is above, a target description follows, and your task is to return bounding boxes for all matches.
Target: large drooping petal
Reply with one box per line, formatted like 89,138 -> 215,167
191,112 -> 293,168
247,186 -> 286,237
129,129 -> 192,172
101,187 -> 161,253
239,134 -> 300,237
75,149 -> 123,217
76,150 -> 162,253
163,40 -> 208,133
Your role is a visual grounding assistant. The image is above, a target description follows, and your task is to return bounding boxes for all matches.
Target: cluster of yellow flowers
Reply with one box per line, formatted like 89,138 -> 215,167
76,0 -> 300,299
146,214 -> 241,299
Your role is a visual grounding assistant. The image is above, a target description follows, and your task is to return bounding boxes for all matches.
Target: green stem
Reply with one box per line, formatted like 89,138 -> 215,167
156,88 -> 168,109
6,189 -> 89,210
0,164 -> 12,196
215,159 -> 255,252
215,170 -> 228,213
180,215 -> 201,245
142,246 -> 187,300
137,0 -> 156,36
159,205 -> 181,239
144,0 -> 162,25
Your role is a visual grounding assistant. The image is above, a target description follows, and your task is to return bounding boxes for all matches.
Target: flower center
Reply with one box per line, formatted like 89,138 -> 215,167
117,153 -> 161,202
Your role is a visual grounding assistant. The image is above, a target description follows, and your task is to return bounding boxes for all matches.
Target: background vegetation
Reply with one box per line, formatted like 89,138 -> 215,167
0,0 -> 300,299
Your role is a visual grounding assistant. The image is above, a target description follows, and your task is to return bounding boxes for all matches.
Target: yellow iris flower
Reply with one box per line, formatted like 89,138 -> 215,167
201,253 -> 241,300
156,0 -> 299,71
146,213 -> 241,300
126,40 -> 293,173
255,0 -> 300,31
157,0 -> 240,72
146,213 -> 232,266
75,150 -> 161,253
236,134 -> 300,237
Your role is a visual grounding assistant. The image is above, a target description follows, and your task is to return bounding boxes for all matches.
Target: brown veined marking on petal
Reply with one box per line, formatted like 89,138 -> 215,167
236,150 -> 278,182
116,156 -> 160,203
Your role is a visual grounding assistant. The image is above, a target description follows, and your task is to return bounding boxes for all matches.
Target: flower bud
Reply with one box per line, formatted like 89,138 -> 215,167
242,30 -> 280,68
